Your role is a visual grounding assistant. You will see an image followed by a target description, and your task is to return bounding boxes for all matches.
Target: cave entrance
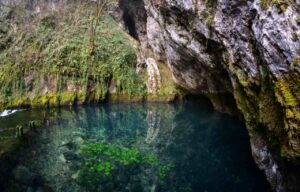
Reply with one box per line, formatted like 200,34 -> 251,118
122,7 -> 138,39
119,0 -> 145,40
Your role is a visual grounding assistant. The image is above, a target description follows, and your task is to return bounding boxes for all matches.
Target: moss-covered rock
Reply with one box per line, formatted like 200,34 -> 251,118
260,0 -> 290,12
273,73 -> 300,160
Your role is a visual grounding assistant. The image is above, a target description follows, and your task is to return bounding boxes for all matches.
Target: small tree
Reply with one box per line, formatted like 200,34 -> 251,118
89,0 -> 116,55
85,0 -> 117,94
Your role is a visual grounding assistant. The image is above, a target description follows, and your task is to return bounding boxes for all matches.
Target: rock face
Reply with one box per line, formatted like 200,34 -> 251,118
145,58 -> 162,94
116,0 -> 300,191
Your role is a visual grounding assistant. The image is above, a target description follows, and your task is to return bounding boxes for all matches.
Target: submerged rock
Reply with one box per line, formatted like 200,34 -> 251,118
12,165 -> 48,188
63,151 -> 81,162
71,171 -> 80,180
73,137 -> 84,145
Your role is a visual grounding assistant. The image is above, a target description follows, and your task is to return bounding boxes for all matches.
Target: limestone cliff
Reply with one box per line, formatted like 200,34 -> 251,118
115,0 -> 300,191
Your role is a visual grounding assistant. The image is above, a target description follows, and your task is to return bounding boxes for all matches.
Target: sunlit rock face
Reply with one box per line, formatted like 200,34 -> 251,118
116,0 -> 300,191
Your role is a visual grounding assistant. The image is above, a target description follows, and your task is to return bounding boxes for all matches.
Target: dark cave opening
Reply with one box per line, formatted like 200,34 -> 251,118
118,0 -> 147,41
122,10 -> 139,40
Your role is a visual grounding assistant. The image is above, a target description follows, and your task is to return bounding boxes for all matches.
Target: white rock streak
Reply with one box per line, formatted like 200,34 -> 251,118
146,58 -> 161,94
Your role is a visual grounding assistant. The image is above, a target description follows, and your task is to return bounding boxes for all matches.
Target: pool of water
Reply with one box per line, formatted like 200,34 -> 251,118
0,99 -> 270,192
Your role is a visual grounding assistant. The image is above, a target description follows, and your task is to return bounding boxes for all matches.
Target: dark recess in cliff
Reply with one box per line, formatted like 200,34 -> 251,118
118,0 -> 147,41
119,0 -> 139,39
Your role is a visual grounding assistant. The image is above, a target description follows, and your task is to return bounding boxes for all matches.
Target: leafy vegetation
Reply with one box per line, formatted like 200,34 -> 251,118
78,142 -> 174,190
0,2 -> 146,110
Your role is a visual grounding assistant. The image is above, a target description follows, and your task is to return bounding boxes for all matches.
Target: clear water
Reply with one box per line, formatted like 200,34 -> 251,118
0,99 -> 270,192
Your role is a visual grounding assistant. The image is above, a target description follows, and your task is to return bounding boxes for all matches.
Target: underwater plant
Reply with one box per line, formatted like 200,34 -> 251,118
77,142 -> 174,190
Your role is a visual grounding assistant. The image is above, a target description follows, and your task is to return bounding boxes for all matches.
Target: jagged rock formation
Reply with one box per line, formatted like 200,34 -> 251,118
115,0 -> 300,191
112,0 -> 177,100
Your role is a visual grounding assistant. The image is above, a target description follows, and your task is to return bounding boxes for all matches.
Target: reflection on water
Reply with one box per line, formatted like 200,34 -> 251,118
0,109 -> 24,117
0,99 -> 270,192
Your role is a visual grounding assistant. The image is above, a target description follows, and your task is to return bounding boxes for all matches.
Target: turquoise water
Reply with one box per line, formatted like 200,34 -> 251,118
0,99 -> 270,192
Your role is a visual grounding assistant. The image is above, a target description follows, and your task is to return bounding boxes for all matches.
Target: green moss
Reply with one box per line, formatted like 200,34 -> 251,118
291,32 -> 299,42
295,112 -> 300,121
219,69 -> 293,160
296,16 -> 300,25
29,95 -> 50,108
223,52 -> 259,130
275,77 -> 299,107
233,86 -> 259,133
236,69 -> 250,87
260,0 -> 289,12
224,50 -> 300,161
147,62 -> 178,102
206,15 -> 215,27
260,0 -> 270,10
286,109 -> 294,119
291,58 -> 300,70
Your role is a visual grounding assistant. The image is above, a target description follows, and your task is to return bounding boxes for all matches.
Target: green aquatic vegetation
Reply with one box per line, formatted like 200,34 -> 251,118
272,73 -> 300,159
143,154 -> 159,167
78,142 -> 174,189
158,164 -> 174,179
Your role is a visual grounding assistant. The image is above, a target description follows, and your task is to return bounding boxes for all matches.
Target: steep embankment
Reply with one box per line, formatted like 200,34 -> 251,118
114,0 -> 300,191
0,0 -> 177,111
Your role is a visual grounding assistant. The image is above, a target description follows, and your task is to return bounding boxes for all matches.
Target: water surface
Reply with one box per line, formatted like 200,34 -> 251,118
0,99 -> 270,192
